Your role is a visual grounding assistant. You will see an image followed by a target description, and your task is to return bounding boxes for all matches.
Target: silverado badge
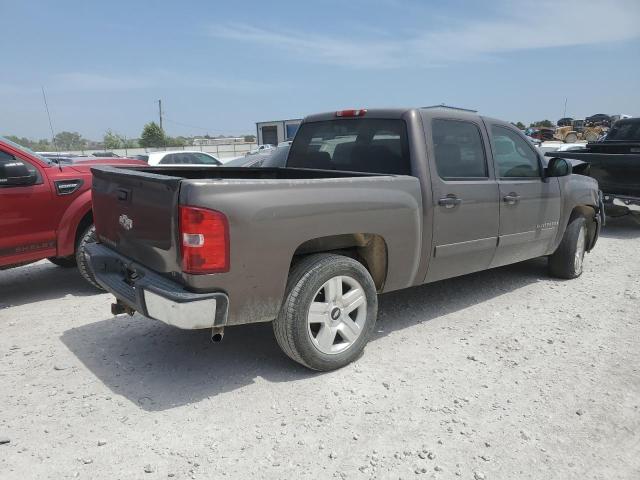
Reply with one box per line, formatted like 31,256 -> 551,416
119,214 -> 133,231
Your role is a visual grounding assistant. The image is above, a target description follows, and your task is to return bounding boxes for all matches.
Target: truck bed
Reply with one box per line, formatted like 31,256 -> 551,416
90,165 -> 423,325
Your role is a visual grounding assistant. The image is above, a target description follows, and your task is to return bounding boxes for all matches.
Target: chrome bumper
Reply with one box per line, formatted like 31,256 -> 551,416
85,243 -> 228,330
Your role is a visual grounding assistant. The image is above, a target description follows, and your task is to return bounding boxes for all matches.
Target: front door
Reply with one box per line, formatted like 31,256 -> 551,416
261,126 -> 278,146
487,124 -> 561,267
0,149 -> 56,265
424,117 -> 500,282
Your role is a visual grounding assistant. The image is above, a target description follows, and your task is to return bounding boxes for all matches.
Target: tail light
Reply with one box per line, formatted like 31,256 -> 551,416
179,205 -> 229,274
336,109 -> 367,117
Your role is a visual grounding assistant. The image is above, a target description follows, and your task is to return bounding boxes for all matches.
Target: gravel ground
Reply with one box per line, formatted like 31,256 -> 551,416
1,215 -> 639,480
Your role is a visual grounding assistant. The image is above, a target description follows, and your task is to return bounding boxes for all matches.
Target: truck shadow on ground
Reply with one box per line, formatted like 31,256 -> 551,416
61,257 -> 551,412
0,261 -> 100,308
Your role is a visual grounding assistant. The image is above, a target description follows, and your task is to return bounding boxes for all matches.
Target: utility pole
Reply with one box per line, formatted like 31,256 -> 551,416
563,98 -> 567,118
158,99 -> 163,131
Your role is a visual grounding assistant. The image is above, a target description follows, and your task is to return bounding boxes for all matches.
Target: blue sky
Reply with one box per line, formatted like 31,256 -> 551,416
2,0 -> 640,140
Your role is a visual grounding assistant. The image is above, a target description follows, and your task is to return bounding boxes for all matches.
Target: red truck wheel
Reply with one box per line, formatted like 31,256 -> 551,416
75,225 -> 103,290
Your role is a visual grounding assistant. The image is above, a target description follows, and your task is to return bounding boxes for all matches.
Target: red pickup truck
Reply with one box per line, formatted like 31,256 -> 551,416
0,136 -> 145,287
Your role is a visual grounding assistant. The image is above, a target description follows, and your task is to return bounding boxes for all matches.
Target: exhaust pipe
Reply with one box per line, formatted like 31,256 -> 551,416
211,326 -> 225,343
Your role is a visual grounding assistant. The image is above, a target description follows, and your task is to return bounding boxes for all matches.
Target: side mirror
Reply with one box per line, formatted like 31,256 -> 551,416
545,157 -> 571,177
0,161 -> 38,186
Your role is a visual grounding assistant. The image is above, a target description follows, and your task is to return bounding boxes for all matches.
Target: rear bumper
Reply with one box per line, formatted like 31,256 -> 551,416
85,243 -> 228,329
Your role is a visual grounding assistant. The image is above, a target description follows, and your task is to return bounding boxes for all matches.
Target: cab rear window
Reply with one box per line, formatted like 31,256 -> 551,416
287,119 -> 411,175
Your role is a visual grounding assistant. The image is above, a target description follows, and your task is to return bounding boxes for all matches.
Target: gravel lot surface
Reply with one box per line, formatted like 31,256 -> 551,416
1,215 -> 639,480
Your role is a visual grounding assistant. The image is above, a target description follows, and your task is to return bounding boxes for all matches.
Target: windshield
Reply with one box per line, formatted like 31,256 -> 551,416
287,119 -> 411,175
605,120 -> 640,141
0,136 -> 54,165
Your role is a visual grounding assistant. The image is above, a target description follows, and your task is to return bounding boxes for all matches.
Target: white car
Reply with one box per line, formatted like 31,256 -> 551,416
246,144 -> 275,156
136,150 -> 222,166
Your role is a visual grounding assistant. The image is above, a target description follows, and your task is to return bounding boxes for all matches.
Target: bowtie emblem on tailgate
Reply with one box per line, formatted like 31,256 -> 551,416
119,214 -> 133,231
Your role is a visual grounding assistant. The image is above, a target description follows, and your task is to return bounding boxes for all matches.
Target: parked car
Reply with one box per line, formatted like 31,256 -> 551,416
0,136 -> 146,287
585,114 -> 611,127
557,117 -> 573,127
90,151 -> 120,158
140,150 -> 222,167
525,127 -> 555,141
222,145 -> 290,168
86,107 -> 603,371
245,144 -> 275,156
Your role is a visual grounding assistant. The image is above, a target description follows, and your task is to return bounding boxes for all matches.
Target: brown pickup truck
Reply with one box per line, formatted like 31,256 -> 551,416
86,107 -> 604,370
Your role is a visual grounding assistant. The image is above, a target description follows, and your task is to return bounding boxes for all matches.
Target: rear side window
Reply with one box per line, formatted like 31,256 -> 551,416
288,119 -> 411,175
491,126 -> 541,178
432,119 -> 488,179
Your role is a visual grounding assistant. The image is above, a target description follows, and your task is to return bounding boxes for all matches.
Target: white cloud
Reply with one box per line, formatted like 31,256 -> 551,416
209,0 -> 640,68
0,71 -> 277,96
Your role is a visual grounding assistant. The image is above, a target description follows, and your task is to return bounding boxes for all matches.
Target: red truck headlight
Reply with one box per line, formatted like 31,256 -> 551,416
179,206 -> 229,274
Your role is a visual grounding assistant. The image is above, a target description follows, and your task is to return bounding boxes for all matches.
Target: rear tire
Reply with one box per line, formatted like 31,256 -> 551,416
48,256 -> 77,268
273,254 -> 378,371
564,132 -> 578,143
75,225 -> 103,290
548,216 -> 588,279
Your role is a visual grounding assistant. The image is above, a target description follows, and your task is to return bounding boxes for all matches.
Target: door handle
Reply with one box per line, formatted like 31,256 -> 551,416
438,195 -> 462,208
503,193 -> 520,205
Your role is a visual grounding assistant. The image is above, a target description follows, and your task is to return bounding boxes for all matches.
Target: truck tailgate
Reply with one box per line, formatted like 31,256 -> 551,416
91,166 -> 182,273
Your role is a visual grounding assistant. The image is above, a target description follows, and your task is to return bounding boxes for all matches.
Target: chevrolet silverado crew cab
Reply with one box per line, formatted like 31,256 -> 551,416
0,136 -> 145,287
86,108 -> 604,370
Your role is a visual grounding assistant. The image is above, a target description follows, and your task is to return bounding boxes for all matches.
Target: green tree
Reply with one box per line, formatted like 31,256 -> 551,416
243,135 -> 256,142
54,131 -> 86,150
5,135 -> 34,149
139,122 -> 165,148
165,136 -> 187,147
512,122 -> 526,130
530,120 -> 554,128
103,129 -> 124,150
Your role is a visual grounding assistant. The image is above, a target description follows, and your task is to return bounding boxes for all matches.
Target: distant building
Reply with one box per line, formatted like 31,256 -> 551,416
256,119 -> 302,146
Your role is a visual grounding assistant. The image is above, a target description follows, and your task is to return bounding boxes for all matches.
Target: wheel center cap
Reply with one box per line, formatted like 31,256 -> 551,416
330,307 -> 341,321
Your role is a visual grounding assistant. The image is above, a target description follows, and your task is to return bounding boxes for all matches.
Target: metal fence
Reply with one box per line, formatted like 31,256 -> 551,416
58,142 -> 258,160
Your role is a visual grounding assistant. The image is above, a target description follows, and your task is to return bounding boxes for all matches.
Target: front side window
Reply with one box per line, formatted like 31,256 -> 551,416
288,119 -> 411,175
491,126 -> 541,178
432,119 -> 487,179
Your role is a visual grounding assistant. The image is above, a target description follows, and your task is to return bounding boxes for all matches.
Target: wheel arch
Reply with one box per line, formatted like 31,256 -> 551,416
55,190 -> 93,257
291,233 -> 388,292
568,205 -> 597,252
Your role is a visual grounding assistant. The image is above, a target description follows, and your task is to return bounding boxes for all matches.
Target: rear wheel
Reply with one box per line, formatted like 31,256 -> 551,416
564,132 -> 578,143
273,254 -> 378,371
548,216 -> 588,279
75,225 -> 103,290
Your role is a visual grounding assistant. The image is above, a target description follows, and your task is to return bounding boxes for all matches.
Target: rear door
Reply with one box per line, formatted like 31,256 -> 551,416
487,123 -> 561,267
422,115 -> 500,282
